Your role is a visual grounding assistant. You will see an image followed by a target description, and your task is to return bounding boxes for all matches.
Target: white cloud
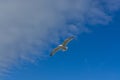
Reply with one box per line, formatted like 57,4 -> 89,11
0,0 -> 119,76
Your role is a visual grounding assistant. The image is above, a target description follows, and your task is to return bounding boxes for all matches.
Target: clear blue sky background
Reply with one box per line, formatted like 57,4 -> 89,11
4,11 -> 120,80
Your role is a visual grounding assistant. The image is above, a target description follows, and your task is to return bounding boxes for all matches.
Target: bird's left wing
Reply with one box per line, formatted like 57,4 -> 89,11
50,46 -> 61,56
62,36 -> 74,46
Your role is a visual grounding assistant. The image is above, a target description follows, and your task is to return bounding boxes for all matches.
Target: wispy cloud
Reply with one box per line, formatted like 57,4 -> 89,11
0,0 -> 119,76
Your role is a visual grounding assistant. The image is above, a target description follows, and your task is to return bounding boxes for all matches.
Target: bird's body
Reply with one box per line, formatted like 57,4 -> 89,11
50,36 -> 74,56
58,44 -> 68,51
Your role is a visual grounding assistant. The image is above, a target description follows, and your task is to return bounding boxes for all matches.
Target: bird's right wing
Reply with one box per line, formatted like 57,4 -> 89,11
50,46 -> 61,56
62,36 -> 74,46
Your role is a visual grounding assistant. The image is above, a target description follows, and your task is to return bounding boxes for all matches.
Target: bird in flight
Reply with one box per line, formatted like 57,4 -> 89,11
50,36 -> 74,56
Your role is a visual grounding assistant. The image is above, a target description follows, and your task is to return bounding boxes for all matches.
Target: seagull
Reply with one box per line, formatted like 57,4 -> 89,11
50,36 -> 74,56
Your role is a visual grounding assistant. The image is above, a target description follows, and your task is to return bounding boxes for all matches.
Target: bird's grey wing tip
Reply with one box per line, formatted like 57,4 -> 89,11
71,36 -> 75,38
50,53 -> 53,56
50,51 -> 56,56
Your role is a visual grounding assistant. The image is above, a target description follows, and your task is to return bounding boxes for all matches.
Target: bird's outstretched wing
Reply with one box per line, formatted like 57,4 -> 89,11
62,36 -> 74,46
50,46 -> 61,56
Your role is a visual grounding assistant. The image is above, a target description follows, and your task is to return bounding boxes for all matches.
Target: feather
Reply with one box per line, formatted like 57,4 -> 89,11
50,36 -> 74,56
62,36 -> 74,46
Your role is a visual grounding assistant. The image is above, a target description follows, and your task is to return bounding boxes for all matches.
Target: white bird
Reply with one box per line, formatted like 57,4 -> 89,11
50,36 -> 74,56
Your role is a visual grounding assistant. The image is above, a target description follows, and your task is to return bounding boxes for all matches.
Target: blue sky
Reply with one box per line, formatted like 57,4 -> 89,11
0,0 -> 120,80
3,11 -> 120,80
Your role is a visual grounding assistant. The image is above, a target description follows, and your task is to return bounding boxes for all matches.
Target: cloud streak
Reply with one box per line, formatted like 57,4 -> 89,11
0,0 -> 119,76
